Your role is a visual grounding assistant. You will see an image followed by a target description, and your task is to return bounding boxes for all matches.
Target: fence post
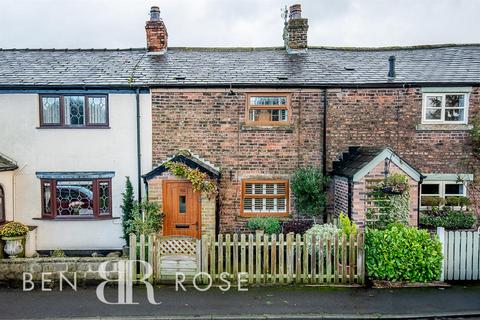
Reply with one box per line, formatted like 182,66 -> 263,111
147,234 -> 154,283
129,233 -> 137,282
437,227 -> 445,282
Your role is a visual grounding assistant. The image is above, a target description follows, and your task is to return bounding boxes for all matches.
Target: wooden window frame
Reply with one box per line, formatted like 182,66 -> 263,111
39,94 -> 109,128
245,93 -> 292,126
40,178 -> 112,220
0,184 -> 5,223
240,179 -> 289,217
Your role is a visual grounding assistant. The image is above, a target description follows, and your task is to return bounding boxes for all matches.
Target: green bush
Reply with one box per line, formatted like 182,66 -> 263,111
291,166 -> 329,218
365,224 -> 443,282
420,210 -> 476,230
304,223 -> 339,254
121,177 -> 135,245
246,217 -> 281,234
130,200 -> 163,236
339,212 -> 357,240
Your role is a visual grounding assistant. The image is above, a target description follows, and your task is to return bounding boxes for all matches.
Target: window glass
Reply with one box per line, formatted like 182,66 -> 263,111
98,181 -> 111,215
179,195 -> 186,214
242,181 -> 288,214
42,181 -> 51,215
423,93 -> 467,123
445,183 -> 464,195
56,181 -> 93,216
247,94 -> 290,125
41,97 -> 61,124
421,184 -> 440,195
249,96 -> 287,106
445,95 -> 465,122
425,96 -> 442,120
64,96 -> 85,125
88,97 -> 107,124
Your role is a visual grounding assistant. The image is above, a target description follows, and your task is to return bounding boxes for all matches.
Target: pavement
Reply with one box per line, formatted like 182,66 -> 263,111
0,284 -> 480,319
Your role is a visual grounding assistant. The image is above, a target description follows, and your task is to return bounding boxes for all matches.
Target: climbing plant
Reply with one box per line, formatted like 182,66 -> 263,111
164,161 -> 217,199
366,174 -> 410,229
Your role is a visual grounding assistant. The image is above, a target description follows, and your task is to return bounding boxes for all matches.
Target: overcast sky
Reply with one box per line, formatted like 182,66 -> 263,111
0,0 -> 478,49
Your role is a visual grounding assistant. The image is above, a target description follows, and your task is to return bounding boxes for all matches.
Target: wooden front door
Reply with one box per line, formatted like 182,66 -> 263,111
163,181 -> 201,238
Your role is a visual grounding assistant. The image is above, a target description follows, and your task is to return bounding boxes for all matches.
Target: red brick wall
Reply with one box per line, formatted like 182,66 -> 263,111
151,89 -> 323,232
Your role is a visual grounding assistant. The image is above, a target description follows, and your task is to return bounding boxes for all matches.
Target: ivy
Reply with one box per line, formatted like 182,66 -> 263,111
164,161 -> 217,199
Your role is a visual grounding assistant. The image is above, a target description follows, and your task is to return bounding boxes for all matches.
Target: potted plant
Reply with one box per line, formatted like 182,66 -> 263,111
0,222 -> 29,258
380,173 -> 409,195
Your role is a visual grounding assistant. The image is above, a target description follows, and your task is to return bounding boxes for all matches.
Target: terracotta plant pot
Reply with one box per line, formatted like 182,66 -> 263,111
2,236 -> 25,259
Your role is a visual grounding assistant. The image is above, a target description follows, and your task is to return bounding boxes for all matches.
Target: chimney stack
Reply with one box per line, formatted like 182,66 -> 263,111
145,6 -> 168,54
283,4 -> 309,54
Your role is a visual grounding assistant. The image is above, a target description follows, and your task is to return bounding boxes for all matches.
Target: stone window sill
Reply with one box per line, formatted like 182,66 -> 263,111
416,124 -> 473,131
32,216 -> 120,221
241,123 -> 294,132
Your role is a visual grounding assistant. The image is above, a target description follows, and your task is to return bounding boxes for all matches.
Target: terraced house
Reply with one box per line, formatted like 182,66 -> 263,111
0,5 -> 478,253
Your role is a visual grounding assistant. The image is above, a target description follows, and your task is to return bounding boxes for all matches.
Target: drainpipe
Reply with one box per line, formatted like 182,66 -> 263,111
322,89 -> 328,177
136,88 -> 142,202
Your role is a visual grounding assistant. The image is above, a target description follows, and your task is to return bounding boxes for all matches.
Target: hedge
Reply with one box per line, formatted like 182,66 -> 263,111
365,224 -> 443,282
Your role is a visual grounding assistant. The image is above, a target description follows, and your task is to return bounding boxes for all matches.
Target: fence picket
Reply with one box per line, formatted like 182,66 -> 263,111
263,235 -> 269,283
218,234 -> 223,276
473,232 -> 479,280
241,234 -> 246,276
286,233 -> 293,283
225,234 -> 231,275
129,234 -> 137,281
233,234 -> 239,280
460,231 -> 467,280
210,233 -> 216,281
334,235 -> 339,283
248,234 -> 254,284
302,234 -> 308,283
139,234 -> 145,279
271,234 -> 277,284
256,233 -> 262,284
279,233 -> 284,284
447,231 -> 454,280
349,234 -> 355,283
318,237 -> 324,284
466,232 -> 473,280
147,234 -> 154,283
341,234 -> 347,283
454,232 -> 461,280
202,235 -> 209,284
295,234 -> 301,283
310,235 -> 316,284
326,238 -> 332,284
357,232 -> 365,285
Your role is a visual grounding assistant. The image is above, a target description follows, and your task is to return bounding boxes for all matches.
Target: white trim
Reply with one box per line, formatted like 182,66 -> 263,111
352,148 -> 421,182
420,180 -> 468,209
421,87 -> 472,93
421,92 -> 469,125
423,173 -> 474,182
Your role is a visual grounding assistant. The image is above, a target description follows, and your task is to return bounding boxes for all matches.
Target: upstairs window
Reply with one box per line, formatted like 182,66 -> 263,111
40,95 -> 108,128
246,94 -> 291,125
422,93 -> 468,124
241,180 -> 289,216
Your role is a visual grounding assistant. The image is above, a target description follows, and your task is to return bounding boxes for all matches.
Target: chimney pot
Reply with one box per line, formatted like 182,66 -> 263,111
388,55 -> 396,78
289,4 -> 302,19
150,6 -> 161,21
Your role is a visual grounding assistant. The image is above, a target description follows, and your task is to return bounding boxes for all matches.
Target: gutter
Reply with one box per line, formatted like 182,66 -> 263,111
136,88 -> 142,202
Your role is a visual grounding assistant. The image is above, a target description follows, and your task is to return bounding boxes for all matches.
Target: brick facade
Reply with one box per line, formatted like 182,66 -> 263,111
150,87 -> 480,232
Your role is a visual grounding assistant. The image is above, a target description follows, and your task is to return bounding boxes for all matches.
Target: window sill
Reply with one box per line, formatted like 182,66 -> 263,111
239,212 -> 290,218
36,126 -> 110,130
241,123 -> 294,132
416,124 -> 473,131
33,216 -> 119,221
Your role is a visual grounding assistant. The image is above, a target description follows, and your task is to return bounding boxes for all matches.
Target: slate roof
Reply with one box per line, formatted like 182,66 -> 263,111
0,154 -> 17,172
0,44 -> 480,87
332,146 -> 421,181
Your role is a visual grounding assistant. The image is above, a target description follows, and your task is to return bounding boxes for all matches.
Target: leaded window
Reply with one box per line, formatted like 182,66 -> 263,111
40,95 -> 108,128
246,94 -> 291,125
241,180 -> 289,216
41,178 -> 112,219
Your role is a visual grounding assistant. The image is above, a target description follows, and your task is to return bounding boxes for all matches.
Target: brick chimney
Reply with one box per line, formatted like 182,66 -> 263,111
145,6 -> 168,54
283,4 -> 309,54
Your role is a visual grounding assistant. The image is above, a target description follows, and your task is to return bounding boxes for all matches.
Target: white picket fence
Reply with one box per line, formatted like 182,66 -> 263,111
437,227 -> 480,281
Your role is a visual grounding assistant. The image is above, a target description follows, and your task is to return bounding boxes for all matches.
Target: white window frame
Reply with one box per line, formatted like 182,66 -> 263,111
420,181 -> 468,210
421,92 -> 469,124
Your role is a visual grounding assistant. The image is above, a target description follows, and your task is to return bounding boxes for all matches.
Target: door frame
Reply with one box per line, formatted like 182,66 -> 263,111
162,180 -> 202,239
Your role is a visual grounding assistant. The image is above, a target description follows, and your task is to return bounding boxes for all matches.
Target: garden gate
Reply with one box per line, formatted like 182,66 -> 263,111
437,227 -> 480,281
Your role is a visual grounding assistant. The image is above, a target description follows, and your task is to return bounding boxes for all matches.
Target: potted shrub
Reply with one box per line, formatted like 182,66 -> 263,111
380,173 -> 409,195
0,222 -> 29,258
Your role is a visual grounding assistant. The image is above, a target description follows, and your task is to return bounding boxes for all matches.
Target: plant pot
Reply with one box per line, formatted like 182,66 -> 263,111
2,236 -> 25,259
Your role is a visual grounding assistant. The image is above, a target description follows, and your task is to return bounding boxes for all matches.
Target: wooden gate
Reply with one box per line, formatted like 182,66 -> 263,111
155,236 -> 200,283
437,227 -> 480,281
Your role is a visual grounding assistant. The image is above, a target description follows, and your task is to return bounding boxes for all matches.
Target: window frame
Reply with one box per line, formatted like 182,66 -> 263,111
0,184 -> 5,223
40,178 -> 112,220
420,181 -> 467,210
421,92 -> 469,124
39,94 -> 109,128
240,179 -> 289,217
245,93 -> 292,126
